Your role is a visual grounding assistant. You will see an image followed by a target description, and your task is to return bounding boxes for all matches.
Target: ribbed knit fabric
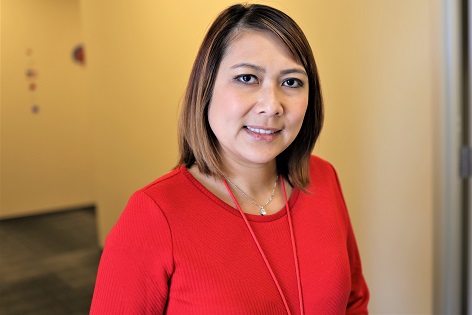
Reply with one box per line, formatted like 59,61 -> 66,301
90,156 -> 369,314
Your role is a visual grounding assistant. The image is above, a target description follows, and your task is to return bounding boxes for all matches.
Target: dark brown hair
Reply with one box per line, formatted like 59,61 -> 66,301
178,3 -> 323,190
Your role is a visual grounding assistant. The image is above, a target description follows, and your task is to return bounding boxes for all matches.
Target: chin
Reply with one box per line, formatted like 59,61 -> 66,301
240,151 -> 281,165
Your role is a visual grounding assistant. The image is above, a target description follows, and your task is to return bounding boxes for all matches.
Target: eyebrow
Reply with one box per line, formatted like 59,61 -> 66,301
280,68 -> 308,76
230,63 -> 307,77
231,63 -> 265,72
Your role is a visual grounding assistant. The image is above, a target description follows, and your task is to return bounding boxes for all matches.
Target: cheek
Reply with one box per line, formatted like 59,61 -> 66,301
291,98 -> 309,127
207,97 -> 232,140
212,89 -> 251,119
207,102 -> 220,136
207,87 -> 225,123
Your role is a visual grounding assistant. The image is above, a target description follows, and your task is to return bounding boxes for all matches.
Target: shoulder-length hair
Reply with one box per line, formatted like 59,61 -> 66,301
177,3 -> 323,190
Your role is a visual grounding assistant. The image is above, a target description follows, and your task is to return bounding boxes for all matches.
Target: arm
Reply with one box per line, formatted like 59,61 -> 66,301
90,190 -> 174,314
330,164 -> 370,314
345,216 -> 370,314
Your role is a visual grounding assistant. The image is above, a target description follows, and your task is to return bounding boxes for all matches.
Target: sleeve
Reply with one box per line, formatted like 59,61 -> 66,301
89,190 -> 174,315
345,214 -> 370,314
330,164 -> 370,314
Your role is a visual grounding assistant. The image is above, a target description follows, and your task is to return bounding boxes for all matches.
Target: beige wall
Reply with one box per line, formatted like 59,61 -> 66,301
81,1 -> 435,313
79,0 -> 249,245
308,2 -> 435,314
1,0 -> 94,218
0,0 -> 436,313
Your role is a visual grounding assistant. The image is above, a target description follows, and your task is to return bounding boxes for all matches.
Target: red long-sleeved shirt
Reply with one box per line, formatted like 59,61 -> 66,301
90,156 -> 369,314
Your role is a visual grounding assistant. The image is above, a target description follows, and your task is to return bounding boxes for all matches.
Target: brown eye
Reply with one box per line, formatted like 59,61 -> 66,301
235,75 -> 258,84
283,78 -> 303,88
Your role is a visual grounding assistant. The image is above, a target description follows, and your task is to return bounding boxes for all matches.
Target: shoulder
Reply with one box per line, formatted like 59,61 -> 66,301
137,165 -> 193,202
309,155 -> 334,170
141,166 -> 186,192
128,165 -> 211,219
308,155 -> 338,183
106,166 -> 190,244
306,155 -> 347,204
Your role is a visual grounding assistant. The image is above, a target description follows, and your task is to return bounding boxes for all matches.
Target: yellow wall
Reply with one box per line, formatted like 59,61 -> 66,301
0,0 -> 438,312
81,0 -> 435,313
79,0 -> 242,245
1,0 -> 94,217
308,2 -> 435,314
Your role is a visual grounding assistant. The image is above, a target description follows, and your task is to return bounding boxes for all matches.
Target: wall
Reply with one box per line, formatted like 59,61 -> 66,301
306,2 -> 435,314
79,0 -> 238,246
1,0 -> 94,218
80,0 -> 435,313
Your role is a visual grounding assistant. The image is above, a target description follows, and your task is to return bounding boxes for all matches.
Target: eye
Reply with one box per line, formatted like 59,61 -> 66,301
235,74 -> 258,84
282,78 -> 304,88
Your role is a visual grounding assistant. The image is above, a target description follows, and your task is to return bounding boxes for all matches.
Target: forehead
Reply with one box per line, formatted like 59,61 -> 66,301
222,29 -> 301,67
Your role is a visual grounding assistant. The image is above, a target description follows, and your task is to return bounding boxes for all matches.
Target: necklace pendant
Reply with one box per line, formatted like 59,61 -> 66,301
260,207 -> 267,216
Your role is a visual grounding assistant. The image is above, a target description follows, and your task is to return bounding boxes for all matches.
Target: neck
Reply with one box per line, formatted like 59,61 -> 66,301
222,159 -> 278,197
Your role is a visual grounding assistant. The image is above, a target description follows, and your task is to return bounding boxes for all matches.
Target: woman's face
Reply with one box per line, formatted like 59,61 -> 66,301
208,29 -> 309,169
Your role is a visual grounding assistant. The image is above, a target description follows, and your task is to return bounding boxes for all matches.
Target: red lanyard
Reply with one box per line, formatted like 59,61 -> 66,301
223,177 -> 304,315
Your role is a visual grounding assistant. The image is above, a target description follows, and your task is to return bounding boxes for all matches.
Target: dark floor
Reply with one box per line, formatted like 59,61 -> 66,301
0,207 -> 102,315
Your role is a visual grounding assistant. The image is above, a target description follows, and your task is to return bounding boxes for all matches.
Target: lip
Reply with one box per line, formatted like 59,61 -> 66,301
244,125 -> 282,141
244,125 -> 282,134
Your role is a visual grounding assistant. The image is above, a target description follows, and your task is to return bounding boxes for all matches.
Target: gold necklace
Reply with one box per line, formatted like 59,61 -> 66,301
224,175 -> 278,216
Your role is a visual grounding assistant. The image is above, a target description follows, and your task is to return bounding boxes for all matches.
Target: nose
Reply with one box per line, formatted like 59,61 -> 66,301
255,83 -> 283,116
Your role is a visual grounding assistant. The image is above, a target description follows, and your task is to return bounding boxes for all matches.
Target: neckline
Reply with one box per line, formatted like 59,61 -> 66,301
223,176 -> 304,315
180,165 -> 300,222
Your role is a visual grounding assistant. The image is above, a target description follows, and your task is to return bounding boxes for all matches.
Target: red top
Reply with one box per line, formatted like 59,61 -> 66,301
90,156 -> 369,314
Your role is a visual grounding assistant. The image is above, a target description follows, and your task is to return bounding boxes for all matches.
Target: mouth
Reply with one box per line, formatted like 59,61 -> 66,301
245,126 -> 281,134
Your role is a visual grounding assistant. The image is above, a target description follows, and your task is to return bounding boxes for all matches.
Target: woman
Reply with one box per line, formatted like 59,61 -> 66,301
90,3 -> 369,314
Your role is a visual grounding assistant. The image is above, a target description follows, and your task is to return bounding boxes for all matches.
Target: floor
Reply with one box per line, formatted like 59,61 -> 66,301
0,207 -> 102,315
